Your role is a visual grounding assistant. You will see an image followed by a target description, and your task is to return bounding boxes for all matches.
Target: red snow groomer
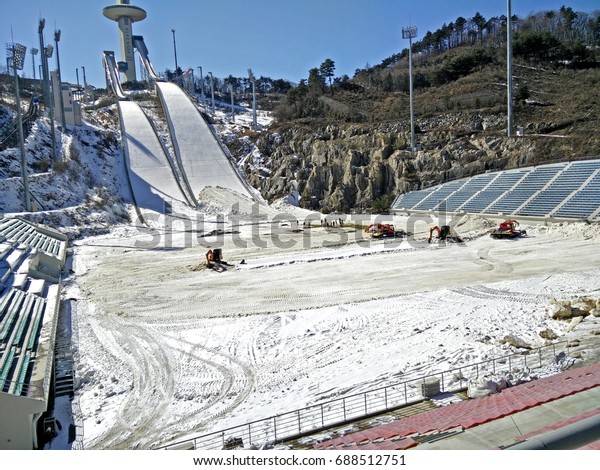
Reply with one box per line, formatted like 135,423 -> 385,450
490,220 -> 527,239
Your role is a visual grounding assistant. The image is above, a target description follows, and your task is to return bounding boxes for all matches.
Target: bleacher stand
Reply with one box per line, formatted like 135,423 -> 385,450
392,159 -> 600,221
0,217 -> 67,449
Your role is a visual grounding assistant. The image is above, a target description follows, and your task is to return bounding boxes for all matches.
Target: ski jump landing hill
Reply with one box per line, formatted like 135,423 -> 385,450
102,37 -> 256,218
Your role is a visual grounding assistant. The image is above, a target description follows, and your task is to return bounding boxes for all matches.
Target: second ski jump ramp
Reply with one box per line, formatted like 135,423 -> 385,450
118,100 -> 190,213
156,81 -> 255,200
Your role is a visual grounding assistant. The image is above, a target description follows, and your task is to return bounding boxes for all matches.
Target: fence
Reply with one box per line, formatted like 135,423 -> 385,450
158,341 -> 571,450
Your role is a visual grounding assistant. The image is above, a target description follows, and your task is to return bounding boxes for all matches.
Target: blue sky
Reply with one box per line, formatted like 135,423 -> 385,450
2,1 -> 598,88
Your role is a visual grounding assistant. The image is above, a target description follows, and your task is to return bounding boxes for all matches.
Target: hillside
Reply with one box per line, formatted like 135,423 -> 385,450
232,6 -> 600,213
237,55 -> 599,212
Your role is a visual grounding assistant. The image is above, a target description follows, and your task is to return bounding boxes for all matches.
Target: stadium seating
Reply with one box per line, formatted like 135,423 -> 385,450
391,159 -> 600,220
0,218 -> 66,400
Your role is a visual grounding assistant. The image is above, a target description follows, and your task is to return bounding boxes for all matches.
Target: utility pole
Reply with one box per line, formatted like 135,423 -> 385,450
402,25 -> 418,152
507,0 -> 514,137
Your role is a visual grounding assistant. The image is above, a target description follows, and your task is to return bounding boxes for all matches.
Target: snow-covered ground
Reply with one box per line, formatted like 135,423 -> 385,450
59,200 -> 600,450
3,92 -> 599,451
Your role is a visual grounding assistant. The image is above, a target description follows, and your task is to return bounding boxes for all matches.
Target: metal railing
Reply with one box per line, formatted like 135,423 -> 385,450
158,341 -> 571,450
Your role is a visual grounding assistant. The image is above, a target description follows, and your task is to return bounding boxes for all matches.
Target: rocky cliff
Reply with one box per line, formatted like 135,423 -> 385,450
241,111 -> 596,212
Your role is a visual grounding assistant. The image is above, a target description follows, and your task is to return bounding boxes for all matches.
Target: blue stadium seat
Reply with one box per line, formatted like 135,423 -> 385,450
391,159 -> 600,220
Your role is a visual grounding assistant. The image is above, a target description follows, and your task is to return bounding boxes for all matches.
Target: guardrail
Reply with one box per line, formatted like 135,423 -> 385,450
158,341 -> 572,450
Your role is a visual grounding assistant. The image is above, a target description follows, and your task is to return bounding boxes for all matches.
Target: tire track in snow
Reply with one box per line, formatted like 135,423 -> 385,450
449,285 -> 545,304
85,318 -> 176,449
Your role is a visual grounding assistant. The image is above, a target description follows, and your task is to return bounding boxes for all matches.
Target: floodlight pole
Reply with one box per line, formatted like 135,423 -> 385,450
31,48 -> 38,81
230,84 -> 235,122
191,69 -> 195,95
10,43 -> 32,212
507,0 -> 514,137
82,65 -> 88,102
209,72 -> 215,114
171,29 -> 178,77
38,19 -> 57,162
248,69 -> 257,130
198,66 -> 204,104
402,25 -> 418,152
54,30 -> 67,130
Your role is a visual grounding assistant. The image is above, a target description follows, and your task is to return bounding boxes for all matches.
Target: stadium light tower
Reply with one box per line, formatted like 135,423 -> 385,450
38,19 -> 57,162
7,41 -> 32,211
507,0 -> 514,137
103,0 -> 147,82
402,25 -> 418,152
248,69 -> 257,130
229,83 -> 235,123
198,66 -> 204,104
54,29 -> 67,130
30,47 -> 38,80
82,65 -> 88,101
209,71 -> 215,114
171,29 -> 178,76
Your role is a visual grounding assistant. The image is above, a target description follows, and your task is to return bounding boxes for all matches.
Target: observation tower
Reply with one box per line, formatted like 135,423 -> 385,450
103,0 -> 147,82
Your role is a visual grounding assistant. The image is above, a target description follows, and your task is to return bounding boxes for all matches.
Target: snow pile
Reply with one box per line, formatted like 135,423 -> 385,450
467,352 -> 578,398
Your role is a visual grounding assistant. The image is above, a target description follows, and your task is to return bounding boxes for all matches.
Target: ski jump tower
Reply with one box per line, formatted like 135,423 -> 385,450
103,0 -> 147,83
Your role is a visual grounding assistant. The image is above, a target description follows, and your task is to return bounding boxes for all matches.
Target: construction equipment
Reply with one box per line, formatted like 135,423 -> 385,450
206,248 -> 231,272
490,220 -> 527,239
366,223 -> 406,239
428,225 -> 463,243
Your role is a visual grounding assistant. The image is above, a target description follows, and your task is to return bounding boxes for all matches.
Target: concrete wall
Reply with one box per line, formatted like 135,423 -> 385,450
0,393 -> 46,449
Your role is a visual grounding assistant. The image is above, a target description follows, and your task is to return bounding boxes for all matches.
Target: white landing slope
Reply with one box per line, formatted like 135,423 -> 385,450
156,81 -> 253,201
118,101 -> 189,212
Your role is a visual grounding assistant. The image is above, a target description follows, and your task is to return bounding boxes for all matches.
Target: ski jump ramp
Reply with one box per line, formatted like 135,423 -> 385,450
102,51 -> 127,100
134,35 -> 255,201
156,81 -> 255,201
104,37 -> 258,219
103,50 -> 191,213
132,36 -> 162,82
118,101 -> 191,213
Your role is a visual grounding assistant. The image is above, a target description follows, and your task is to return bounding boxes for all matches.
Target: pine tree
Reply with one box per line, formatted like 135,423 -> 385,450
319,58 -> 336,95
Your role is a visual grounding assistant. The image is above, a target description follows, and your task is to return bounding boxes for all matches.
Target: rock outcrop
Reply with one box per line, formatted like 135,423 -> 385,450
242,113 -> 552,212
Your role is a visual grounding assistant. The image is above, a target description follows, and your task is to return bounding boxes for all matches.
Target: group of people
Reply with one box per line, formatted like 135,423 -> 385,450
321,218 -> 345,228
